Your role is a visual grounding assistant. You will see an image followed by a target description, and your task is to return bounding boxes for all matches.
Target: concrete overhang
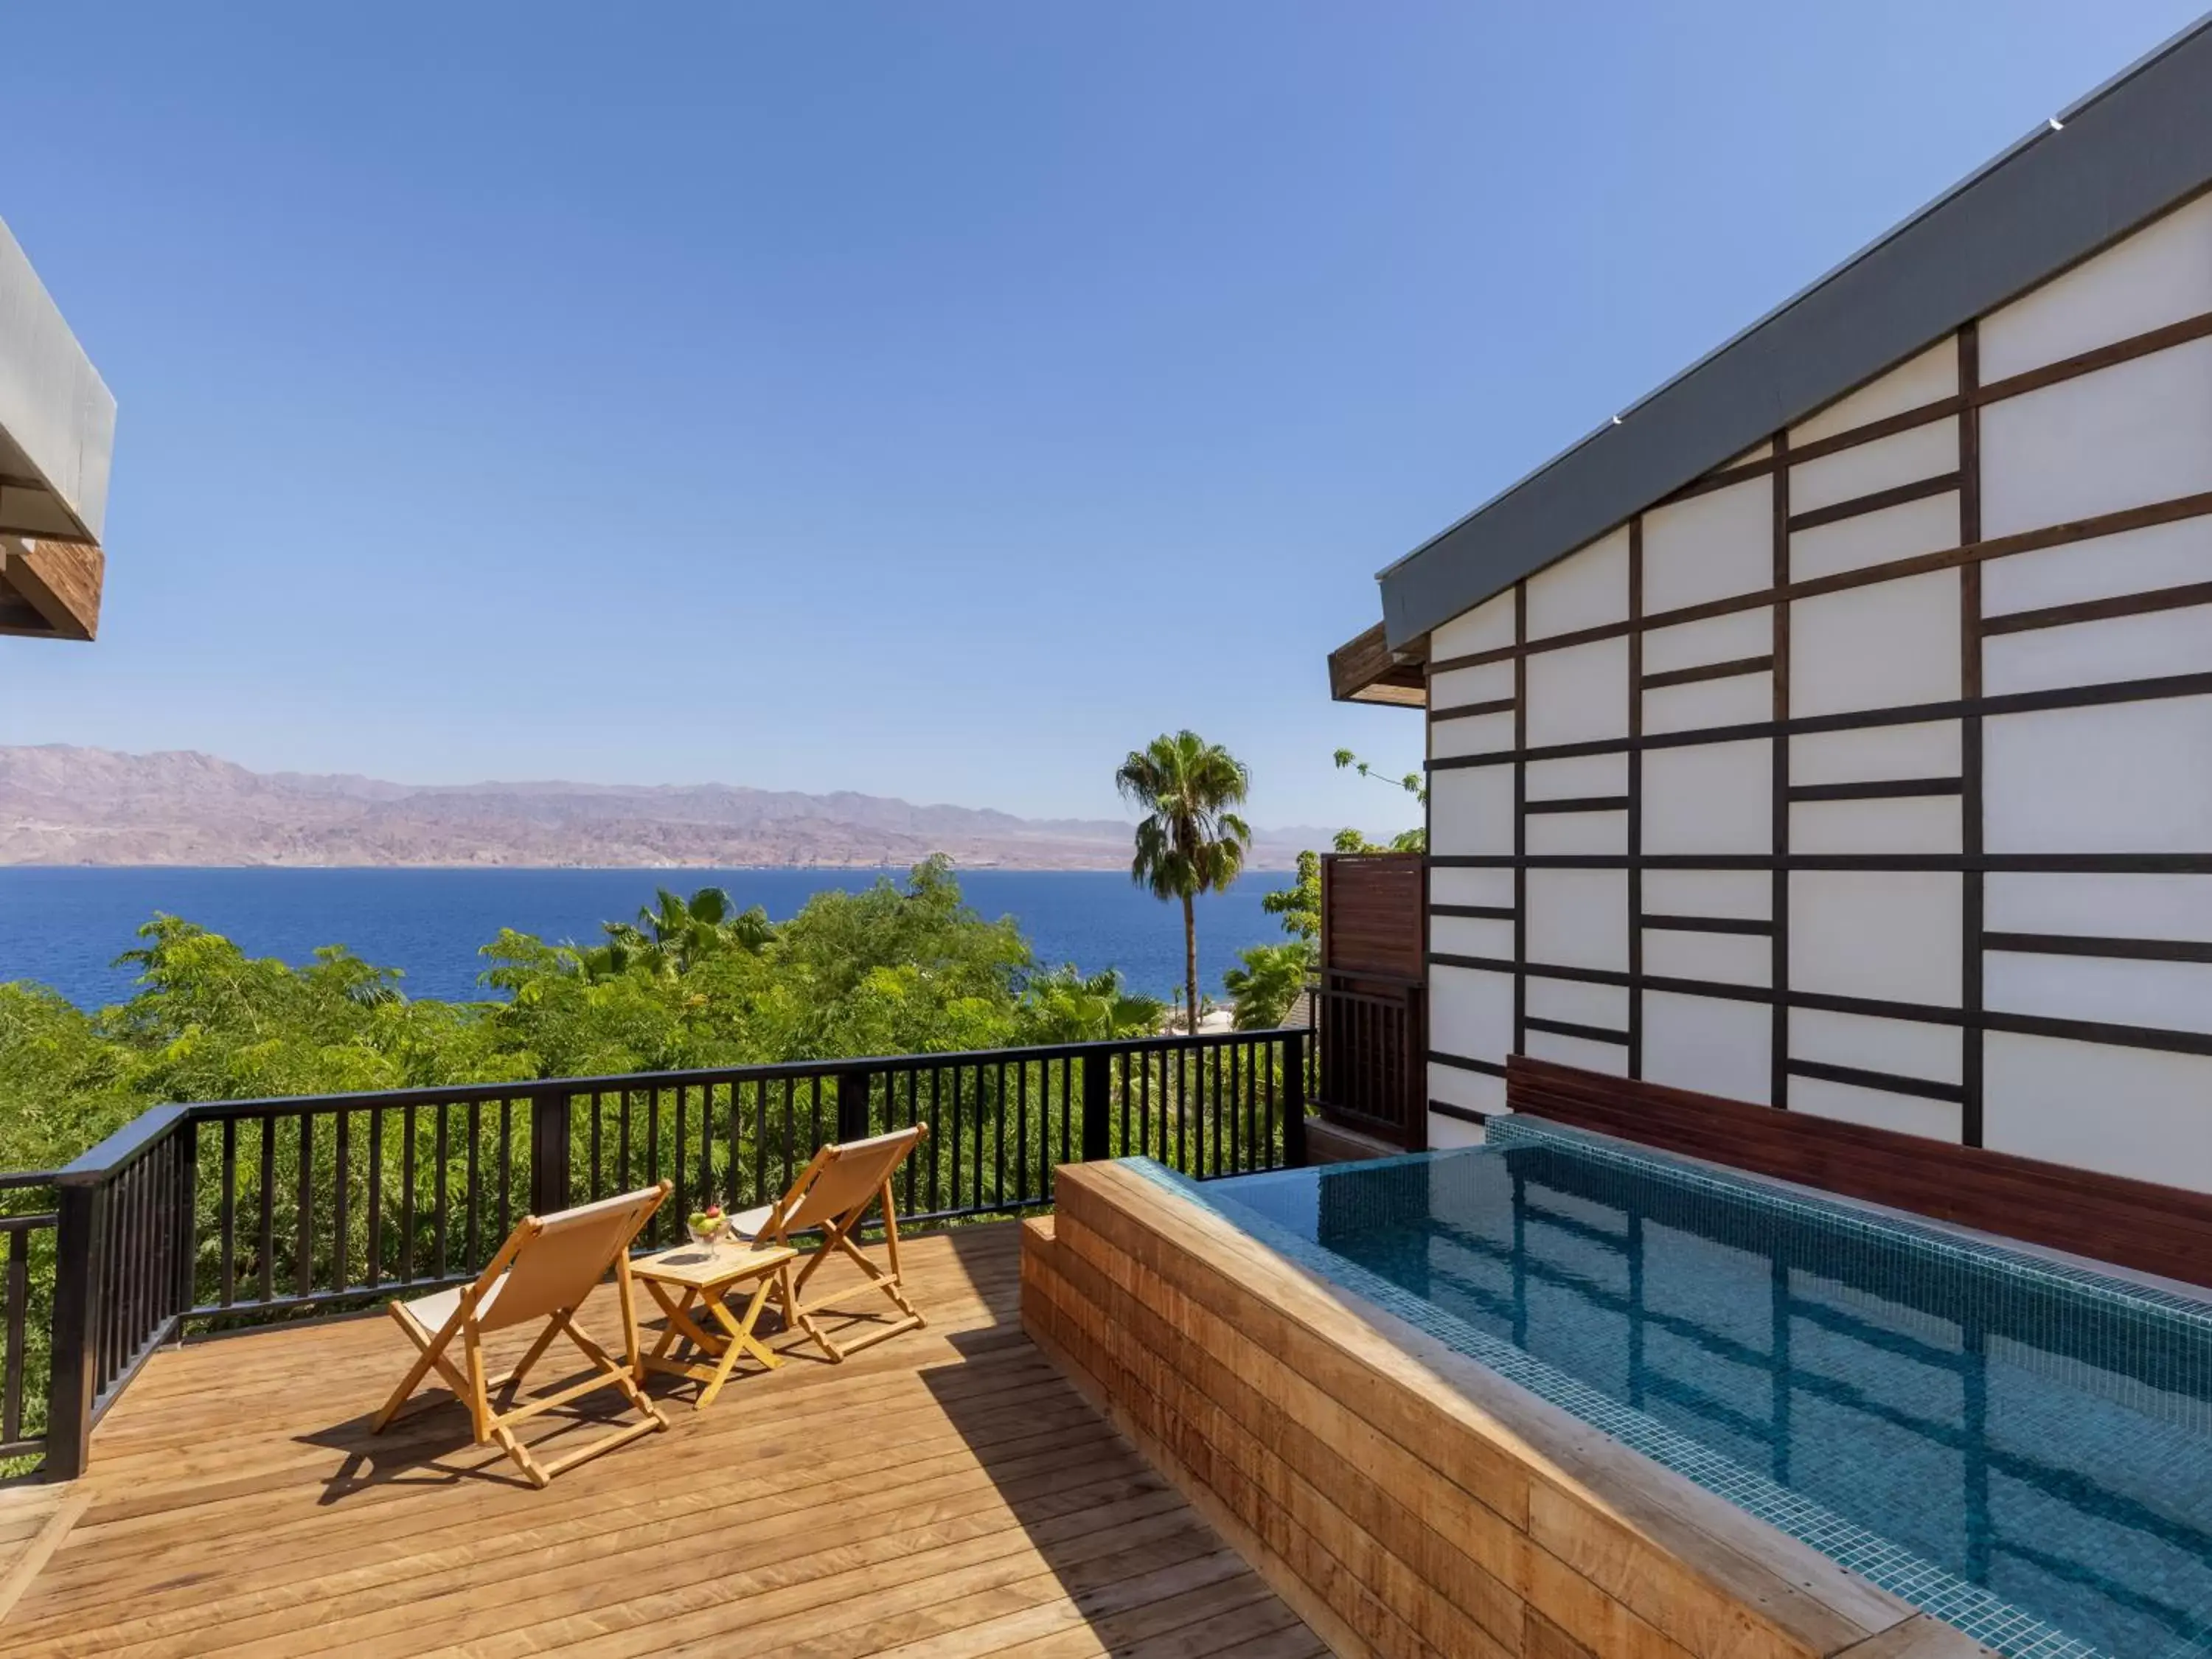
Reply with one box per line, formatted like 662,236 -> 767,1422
0,212 -> 113,641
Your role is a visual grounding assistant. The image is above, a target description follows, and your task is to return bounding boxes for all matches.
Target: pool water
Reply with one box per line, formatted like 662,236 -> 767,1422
1189,1117 -> 2212,1659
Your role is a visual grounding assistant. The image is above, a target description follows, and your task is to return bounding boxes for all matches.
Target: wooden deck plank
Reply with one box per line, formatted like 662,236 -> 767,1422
0,1225 -> 1313,1659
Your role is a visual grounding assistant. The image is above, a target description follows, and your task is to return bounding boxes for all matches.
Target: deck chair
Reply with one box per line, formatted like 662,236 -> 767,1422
372,1180 -> 672,1488
731,1125 -> 928,1362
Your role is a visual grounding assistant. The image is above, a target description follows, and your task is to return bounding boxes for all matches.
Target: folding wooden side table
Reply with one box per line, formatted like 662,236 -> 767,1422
631,1238 -> 800,1409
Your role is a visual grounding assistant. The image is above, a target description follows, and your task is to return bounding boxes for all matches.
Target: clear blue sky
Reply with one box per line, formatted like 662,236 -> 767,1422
3,3 -> 2198,834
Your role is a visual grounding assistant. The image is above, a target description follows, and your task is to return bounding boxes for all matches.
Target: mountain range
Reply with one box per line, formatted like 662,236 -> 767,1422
0,746 -> 1326,870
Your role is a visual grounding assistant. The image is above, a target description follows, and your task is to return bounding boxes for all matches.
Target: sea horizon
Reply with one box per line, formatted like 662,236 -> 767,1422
0,864 -> 1293,1011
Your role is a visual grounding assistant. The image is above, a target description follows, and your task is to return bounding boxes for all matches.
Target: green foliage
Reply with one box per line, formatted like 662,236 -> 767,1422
1017,966 -> 1167,1045
1332,748 -> 1427,854
1116,729 -> 1253,1034
1221,942 -> 1313,1031
0,858 -> 1085,1172
1261,849 -> 1323,943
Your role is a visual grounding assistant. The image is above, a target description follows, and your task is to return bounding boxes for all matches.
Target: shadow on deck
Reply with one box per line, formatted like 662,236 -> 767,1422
0,1222 -> 1319,1658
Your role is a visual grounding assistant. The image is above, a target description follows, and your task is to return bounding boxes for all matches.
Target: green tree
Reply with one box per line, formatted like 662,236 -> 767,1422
1116,730 -> 1253,1037
1017,966 -> 1166,1045
1332,748 -> 1427,854
1221,942 -> 1312,1031
591,886 -> 776,979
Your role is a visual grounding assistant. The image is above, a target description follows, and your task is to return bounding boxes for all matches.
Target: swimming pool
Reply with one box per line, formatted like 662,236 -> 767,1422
1183,1116 -> 2212,1659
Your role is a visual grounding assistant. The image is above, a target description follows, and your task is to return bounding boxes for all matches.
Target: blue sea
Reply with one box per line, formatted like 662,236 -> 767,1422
0,866 -> 1287,1011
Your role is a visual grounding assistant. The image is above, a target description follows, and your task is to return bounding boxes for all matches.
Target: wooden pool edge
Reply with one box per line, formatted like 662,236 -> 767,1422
1021,1161 -> 2000,1659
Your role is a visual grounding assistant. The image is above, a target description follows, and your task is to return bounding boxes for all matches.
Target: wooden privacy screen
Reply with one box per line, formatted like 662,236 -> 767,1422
1321,852 -> 1425,982
1507,1055 -> 2212,1291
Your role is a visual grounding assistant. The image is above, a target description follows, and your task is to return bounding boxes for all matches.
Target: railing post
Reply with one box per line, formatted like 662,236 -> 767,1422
175,1119 -> 199,1324
45,1177 -> 105,1481
835,1068 -> 874,1144
1080,1051 -> 1112,1164
1404,984 -> 1427,1151
1282,1031 -> 1308,1167
529,1088 -> 571,1217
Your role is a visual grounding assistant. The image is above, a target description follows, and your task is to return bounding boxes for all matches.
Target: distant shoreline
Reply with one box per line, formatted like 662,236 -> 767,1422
0,858 -> 1302,874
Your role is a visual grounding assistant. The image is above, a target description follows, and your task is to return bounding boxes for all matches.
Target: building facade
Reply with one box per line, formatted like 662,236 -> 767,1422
1349,24 -> 2212,1193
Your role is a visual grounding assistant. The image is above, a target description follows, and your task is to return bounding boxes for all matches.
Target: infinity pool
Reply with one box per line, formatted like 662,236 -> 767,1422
1190,1117 -> 2212,1659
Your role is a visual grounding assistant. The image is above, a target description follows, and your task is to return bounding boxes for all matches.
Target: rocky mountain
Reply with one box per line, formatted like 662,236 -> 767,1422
0,746 -> 1323,870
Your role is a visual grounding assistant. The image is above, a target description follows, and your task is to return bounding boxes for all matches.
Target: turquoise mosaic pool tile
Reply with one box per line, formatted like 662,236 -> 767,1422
1126,1136 -> 2212,1659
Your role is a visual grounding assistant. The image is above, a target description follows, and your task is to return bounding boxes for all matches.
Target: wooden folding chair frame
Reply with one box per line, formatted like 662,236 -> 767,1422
746,1126 -> 929,1363
372,1181 -> 672,1488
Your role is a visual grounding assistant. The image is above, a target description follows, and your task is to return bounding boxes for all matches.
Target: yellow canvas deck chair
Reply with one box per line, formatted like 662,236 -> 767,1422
372,1180 -> 672,1487
732,1125 -> 928,1362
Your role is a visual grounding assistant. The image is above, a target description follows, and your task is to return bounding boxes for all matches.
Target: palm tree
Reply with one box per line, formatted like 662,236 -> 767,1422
1222,941 -> 1312,1031
1116,731 -> 1253,1037
594,886 -> 776,978
1019,966 -> 1169,1044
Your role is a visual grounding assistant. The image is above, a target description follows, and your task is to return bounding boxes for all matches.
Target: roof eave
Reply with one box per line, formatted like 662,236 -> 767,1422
1379,13 -> 2212,648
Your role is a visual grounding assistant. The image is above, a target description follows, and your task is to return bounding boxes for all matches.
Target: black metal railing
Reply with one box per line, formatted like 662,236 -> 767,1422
26,1026 -> 1305,1481
1311,976 -> 1422,1147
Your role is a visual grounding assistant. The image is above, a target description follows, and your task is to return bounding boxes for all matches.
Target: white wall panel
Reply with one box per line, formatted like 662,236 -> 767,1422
1431,590 -> 1517,661
1985,872 -> 2212,942
1985,697 -> 2212,853
1980,339 -> 2212,539
1979,193 -> 2212,383
1790,871 -> 1961,1007
1983,515 -> 2212,616
1427,766 -> 1514,856
1429,660 -> 1514,709
1430,914 -> 1512,961
1641,606 -> 1773,675
1526,752 -> 1627,799
1790,1007 -> 1963,1084
1523,1029 -> 1628,1076
1720,440 -> 1773,467
1790,420 -> 1958,515
1642,869 -> 1770,920
1431,867 -> 1514,909
1525,638 -> 1629,748
1791,720 -> 1961,786
1526,976 -> 1629,1030
1790,796 -> 1961,855
1643,928 -> 1770,987
1427,1105 -> 1492,1150
1429,710 -> 1514,761
1644,670 -> 1773,737
1644,479 -> 1770,613
1984,1033 -> 2212,1192
1986,950 -> 2212,1037
1643,739 -> 1770,855
1984,606 -> 2212,698
1791,570 -> 1961,717
1428,1062 -> 1506,1117
1790,338 -> 1958,445
1526,526 -> 1630,640
1526,869 -> 1628,971
1430,964 -> 1513,1060
1790,493 -> 1960,583
1790,1077 -> 1958,1142
1642,991 -> 1770,1105
1526,810 -> 1627,858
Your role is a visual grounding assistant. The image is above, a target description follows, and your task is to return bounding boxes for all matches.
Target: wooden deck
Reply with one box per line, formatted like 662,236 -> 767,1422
0,1223 -> 1321,1659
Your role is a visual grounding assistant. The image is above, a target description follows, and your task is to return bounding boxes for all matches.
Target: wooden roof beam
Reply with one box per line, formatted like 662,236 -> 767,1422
0,538 -> 103,640
1328,621 -> 1426,707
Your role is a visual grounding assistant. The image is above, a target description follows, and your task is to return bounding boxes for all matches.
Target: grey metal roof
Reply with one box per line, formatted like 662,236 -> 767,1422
1380,13 -> 2212,650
